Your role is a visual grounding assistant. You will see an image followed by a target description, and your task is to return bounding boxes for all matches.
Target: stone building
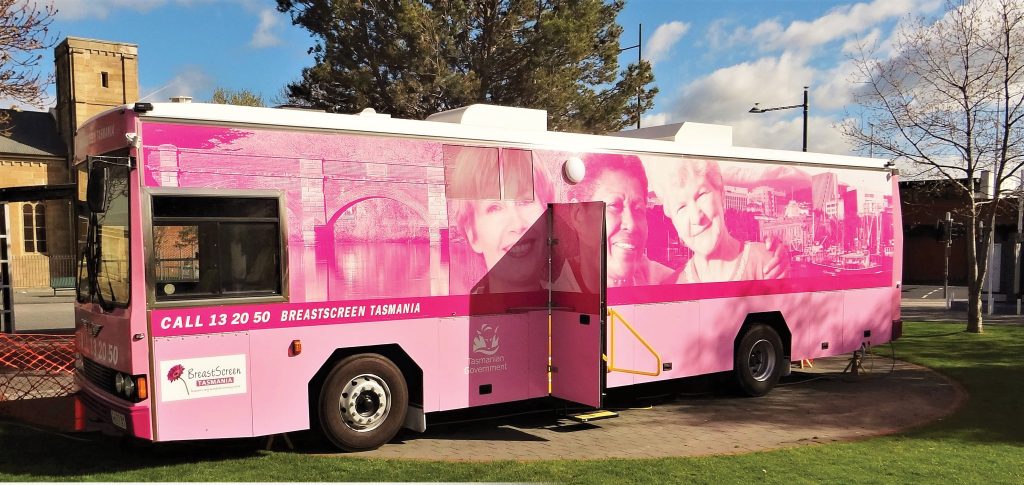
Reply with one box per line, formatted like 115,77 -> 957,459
0,37 -> 138,289
54,37 -> 139,158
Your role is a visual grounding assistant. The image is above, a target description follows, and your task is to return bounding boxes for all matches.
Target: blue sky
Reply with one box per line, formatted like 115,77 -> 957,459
40,0 -> 947,155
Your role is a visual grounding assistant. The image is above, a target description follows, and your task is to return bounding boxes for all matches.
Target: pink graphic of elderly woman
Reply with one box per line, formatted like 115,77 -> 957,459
447,146 -> 553,294
566,153 -> 671,289
650,159 -> 789,283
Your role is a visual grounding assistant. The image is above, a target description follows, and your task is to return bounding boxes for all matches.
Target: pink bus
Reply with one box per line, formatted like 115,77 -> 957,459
73,102 -> 902,451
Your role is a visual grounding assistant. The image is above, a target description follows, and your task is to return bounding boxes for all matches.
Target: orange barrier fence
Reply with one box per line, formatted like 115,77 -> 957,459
0,333 -> 77,401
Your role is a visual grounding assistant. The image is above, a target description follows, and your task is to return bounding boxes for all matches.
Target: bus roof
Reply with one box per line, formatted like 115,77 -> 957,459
124,102 -> 891,171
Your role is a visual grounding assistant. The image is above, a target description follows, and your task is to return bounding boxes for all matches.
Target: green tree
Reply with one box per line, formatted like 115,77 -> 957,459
209,87 -> 265,107
276,0 -> 655,133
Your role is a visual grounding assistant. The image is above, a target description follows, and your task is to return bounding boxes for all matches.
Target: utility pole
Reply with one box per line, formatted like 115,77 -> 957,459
619,25 -> 642,129
1016,178 -> 1022,315
944,211 -> 952,309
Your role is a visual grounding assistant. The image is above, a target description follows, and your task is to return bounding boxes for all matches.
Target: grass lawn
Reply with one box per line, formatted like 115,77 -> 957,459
1,321 -> 1021,483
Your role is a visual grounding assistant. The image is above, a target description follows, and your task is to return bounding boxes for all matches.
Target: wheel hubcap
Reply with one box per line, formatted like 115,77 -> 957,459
339,374 -> 391,432
748,339 -> 776,382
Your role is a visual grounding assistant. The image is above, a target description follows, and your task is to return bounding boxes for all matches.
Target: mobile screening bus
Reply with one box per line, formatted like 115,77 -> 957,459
74,101 -> 902,451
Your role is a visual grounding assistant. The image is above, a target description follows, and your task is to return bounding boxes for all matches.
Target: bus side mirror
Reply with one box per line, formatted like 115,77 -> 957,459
87,163 -> 109,214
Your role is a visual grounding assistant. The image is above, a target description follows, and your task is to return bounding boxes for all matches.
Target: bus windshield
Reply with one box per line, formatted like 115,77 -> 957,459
76,154 -> 131,309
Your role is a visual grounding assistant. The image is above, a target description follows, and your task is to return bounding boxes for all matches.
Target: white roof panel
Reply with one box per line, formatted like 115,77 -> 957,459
128,102 -> 891,171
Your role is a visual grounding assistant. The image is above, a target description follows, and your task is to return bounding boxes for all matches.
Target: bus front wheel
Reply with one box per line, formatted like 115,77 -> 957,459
733,324 -> 784,397
319,354 -> 408,452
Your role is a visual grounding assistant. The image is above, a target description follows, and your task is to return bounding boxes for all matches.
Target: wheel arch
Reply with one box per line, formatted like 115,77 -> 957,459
307,344 -> 424,418
733,311 -> 791,363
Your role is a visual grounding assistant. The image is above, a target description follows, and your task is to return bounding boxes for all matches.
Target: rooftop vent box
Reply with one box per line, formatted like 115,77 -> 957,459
611,122 -> 733,147
426,104 -> 547,132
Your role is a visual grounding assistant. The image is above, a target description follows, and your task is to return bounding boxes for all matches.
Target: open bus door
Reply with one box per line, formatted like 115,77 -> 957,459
548,202 -> 605,409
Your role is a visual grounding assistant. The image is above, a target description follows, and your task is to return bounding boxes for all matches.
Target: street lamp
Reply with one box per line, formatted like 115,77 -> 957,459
620,24 -> 642,129
749,86 -> 809,152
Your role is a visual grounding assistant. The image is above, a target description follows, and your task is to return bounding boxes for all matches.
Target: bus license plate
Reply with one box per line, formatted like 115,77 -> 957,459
110,410 -> 127,430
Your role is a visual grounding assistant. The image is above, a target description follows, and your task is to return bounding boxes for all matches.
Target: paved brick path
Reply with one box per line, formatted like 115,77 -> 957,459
350,356 -> 963,461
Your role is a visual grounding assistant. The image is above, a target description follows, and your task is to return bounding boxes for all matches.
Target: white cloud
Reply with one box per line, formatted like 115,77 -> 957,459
662,0 -> 955,155
711,0 -> 943,53
841,28 -> 882,55
670,53 -> 814,124
656,52 -> 859,152
250,8 -> 282,48
138,66 -> 213,101
641,112 -> 670,127
644,21 -> 689,66
53,0 -> 168,21
705,18 -> 733,50
52,0 -> 227,21
735,116 -> 854,154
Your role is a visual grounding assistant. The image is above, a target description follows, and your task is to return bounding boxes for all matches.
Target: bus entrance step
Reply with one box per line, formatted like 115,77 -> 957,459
568,410 -> 618,423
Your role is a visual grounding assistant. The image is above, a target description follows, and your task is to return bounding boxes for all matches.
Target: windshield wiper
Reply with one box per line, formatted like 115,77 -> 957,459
85,213 -> 115,311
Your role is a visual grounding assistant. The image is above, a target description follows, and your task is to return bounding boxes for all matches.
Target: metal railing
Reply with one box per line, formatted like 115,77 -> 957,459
10,254 -> 76,289
605,308 -> 662,377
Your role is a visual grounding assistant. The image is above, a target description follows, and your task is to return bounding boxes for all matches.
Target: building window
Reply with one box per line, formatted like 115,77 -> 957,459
101,71 -> 109,88
22,203 -> 46,253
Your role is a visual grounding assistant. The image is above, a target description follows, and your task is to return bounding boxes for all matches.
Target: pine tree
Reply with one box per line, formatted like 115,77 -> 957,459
276,0 -> 655,133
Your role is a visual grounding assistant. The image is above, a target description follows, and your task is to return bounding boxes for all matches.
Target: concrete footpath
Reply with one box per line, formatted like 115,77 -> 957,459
344,298 -> 981,460
900,298 -> 1023,325
350,356 -> 963,461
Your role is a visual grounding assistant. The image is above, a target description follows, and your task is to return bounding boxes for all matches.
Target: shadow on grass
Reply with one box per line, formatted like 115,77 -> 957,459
0,422 -> 266,479
900,330 -> 967,339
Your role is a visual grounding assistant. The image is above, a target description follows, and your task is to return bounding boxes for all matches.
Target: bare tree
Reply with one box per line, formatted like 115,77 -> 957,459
0,0 -> 56,130
843,0 -> 1024,333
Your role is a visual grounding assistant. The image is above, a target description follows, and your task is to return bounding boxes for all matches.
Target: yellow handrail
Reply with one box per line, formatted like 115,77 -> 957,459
605,308 -> 662,377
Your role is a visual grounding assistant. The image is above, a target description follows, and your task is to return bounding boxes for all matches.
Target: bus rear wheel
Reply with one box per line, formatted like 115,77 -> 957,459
319,354 -> 408,452
733,324 -> 784,397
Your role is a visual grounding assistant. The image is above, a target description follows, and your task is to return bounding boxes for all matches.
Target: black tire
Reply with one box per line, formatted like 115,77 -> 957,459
733,324 -> 784,397
318,354 -> 408,452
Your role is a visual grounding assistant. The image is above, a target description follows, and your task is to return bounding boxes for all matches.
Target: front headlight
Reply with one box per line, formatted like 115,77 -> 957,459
123,376 -> 136,399
114,373 -> 126,394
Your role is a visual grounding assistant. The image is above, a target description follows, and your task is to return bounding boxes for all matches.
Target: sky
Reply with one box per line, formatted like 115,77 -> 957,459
32,0 -> 949,156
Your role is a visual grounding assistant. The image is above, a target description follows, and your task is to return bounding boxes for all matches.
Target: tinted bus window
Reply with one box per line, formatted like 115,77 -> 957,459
153,196 -> 282,300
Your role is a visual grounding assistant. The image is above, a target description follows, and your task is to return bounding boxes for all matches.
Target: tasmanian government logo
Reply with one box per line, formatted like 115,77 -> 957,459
472,324 -> 500,355
466,323 -> 507,375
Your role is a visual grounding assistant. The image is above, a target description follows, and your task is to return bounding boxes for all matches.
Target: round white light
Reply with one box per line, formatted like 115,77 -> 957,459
563,157 -> 586,184
115,373 -> 125,394
123,376 -> 136,398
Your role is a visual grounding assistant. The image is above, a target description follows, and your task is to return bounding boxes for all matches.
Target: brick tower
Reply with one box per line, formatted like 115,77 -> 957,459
53,37 -> 139,162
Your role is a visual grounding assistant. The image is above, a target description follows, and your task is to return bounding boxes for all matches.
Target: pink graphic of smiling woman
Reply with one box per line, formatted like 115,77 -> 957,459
447,146 -> 553,294
167,364 -> 190,396
650,159 -> 775,283
567,153 -> 672,288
